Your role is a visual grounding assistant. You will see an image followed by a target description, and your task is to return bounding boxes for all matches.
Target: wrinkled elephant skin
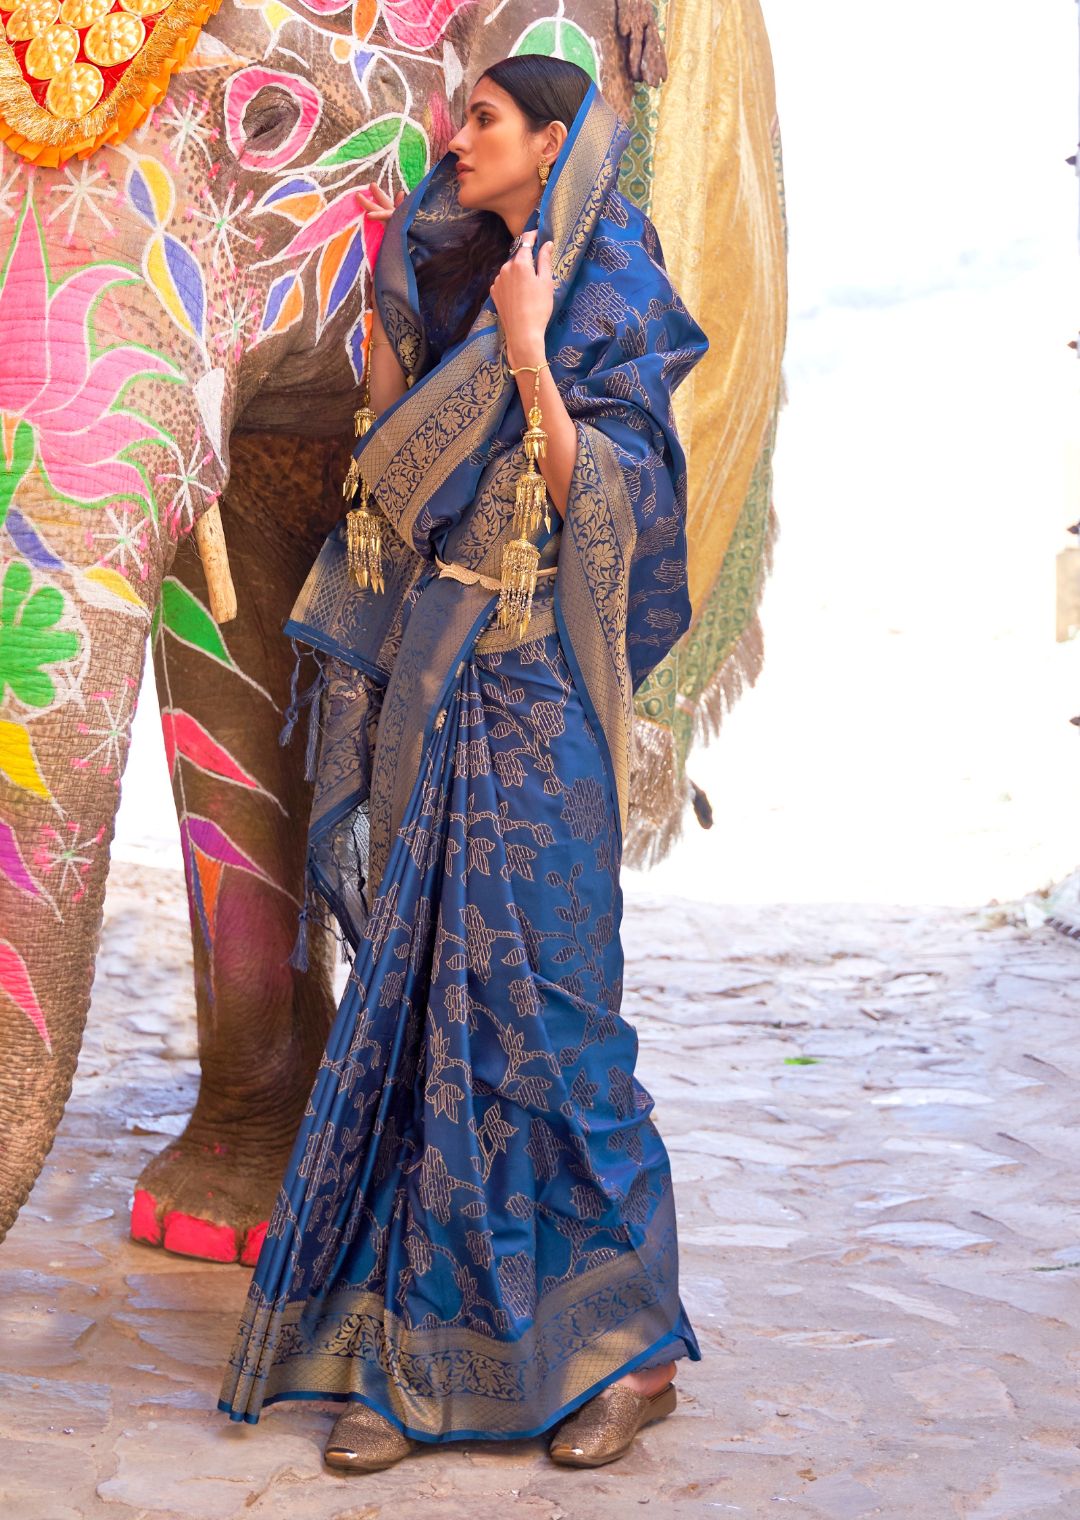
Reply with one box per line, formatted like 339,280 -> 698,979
0,0 -> 664,1262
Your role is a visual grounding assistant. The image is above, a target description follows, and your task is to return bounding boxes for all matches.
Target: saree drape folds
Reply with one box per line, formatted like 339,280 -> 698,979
217,80 -> 708,1442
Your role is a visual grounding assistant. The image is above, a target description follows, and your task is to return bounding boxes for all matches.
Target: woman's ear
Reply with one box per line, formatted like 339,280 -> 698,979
545,121 -> 568,162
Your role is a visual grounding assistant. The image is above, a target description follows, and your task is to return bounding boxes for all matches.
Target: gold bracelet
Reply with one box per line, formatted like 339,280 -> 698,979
509,360 -> 550,417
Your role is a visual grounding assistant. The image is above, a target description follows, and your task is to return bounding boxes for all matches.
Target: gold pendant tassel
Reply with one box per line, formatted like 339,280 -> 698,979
497,360 -> 552,638
343,345 -> 386,592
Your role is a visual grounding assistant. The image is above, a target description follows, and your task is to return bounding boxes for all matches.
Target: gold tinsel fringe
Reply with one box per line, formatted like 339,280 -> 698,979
624,716 -> 686,872
623,497 -> 779,872
628,715 -> 681,829
0,0 -> 223,165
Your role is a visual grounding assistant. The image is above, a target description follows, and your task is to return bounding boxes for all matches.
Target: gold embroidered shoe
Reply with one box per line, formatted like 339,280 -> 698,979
323,1402 -> 419,1472
547,1380 -> 677,1468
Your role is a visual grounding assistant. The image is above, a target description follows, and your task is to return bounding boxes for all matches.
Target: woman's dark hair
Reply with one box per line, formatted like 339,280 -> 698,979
416,55 -> 592,353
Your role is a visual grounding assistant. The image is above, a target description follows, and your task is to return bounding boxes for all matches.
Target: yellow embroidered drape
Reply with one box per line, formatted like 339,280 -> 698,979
624,0 -> 788,868
651,0 -> 787,620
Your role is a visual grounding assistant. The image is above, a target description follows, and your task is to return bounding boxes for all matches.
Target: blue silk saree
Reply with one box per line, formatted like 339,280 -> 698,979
217,80 -> 709,1442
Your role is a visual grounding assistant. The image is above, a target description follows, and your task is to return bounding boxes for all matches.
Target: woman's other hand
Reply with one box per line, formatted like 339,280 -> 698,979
491,229 -> 554,365
357,183 -> 407,222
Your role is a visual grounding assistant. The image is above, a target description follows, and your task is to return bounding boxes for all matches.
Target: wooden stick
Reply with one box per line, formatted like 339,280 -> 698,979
193,503 -> 237,623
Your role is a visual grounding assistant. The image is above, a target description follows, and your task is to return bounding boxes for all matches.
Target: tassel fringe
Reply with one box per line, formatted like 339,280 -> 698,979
288,897 -> 312,973
496,535 -> 541,637
346,506 -> 385,593
278,638 -> 326,772
287,858 -> 357,975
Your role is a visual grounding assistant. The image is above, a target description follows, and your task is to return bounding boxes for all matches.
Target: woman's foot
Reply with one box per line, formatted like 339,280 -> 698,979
323,1402 -> 418,1472
614,1358 -> 677,1397
548,1373 -> 678,1468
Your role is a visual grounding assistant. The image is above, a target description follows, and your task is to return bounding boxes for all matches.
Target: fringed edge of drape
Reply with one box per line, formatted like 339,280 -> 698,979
689,497 -> 777,751
286,855 -> 358,975
623,716 -> 693,871
279,636 -> 328,782
622,496 -> 779,872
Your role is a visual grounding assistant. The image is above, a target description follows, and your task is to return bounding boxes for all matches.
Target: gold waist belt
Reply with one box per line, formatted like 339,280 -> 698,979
434,556 -> 557,594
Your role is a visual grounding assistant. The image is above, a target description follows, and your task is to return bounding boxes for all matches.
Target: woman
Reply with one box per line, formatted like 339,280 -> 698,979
217,55 -> 709,1471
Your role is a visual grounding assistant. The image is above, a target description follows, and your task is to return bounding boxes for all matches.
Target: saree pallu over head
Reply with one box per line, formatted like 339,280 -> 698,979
285,79 -> 709,954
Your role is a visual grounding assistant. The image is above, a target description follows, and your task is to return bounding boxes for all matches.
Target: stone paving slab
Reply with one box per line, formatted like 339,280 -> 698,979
3,863 -> 1080,1518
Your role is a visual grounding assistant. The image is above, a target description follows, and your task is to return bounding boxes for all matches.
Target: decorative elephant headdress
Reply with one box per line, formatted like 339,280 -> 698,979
0,0 -> 221,164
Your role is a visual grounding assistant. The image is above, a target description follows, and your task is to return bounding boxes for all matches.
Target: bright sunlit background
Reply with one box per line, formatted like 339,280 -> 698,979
114,1 -> 1080,905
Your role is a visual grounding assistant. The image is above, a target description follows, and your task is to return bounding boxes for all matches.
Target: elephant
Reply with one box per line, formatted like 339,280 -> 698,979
0,0 -> 680,1264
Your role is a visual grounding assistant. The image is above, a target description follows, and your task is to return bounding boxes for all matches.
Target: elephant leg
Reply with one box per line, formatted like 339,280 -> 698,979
0,543 -> 162,1245
131,434 -> 343,1265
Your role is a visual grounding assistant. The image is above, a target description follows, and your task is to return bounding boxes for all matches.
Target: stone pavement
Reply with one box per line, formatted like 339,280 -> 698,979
3,861 -> 1080,1519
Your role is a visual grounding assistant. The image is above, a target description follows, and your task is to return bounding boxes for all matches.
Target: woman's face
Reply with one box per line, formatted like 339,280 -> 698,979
447,76 -> 561,215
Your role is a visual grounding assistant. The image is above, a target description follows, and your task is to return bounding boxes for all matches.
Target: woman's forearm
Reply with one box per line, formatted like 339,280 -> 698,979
365,312 -> 577,520
371,346 -> 408,412
505,334 -> 577,523
369,304 -> 408,413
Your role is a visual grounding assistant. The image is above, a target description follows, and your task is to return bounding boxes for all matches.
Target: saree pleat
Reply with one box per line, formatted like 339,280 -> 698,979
218,573 -> 699,1438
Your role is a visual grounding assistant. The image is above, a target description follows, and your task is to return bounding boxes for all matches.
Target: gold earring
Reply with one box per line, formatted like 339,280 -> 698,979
538,158 -> 550,188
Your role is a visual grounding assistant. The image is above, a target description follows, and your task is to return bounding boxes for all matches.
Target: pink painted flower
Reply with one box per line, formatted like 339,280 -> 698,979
384,0 -> 475,49
0,197 -> 175,507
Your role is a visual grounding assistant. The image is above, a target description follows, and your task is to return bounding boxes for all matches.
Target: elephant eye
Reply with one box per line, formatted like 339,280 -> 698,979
241,88 -> 303,153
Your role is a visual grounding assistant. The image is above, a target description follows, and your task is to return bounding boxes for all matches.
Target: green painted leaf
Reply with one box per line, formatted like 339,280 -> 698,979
160,577 -> 233,666
317,117 -> 402,169
0,421 -> 35,531
398,122 -> 429,191
0,559 -> 80,708
514,19 -> 599,80
783,1056 -> 821,1065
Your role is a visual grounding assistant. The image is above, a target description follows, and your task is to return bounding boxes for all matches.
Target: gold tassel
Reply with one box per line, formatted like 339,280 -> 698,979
497,536 -> 541,636
343,349 -> 385,593
497,362 -> 551,637
346,505 -> 384,593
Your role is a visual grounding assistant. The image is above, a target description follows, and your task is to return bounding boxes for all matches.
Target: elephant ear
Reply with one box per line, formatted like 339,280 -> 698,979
0,0 -> 224,167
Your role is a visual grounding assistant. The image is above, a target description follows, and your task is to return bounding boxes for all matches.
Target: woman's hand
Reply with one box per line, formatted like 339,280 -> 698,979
490,229 -> 554,366
356,182 -> 407,222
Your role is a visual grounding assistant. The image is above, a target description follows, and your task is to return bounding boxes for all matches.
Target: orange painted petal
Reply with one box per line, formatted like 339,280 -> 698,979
317,225 -> 355,325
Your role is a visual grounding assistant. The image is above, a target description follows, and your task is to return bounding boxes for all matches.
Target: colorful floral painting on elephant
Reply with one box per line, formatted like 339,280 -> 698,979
0,0 -> 787,1265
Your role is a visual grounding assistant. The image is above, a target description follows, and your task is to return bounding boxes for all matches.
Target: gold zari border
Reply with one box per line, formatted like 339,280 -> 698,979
220,1202 -> 681,1437
556,423 -> 638,835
